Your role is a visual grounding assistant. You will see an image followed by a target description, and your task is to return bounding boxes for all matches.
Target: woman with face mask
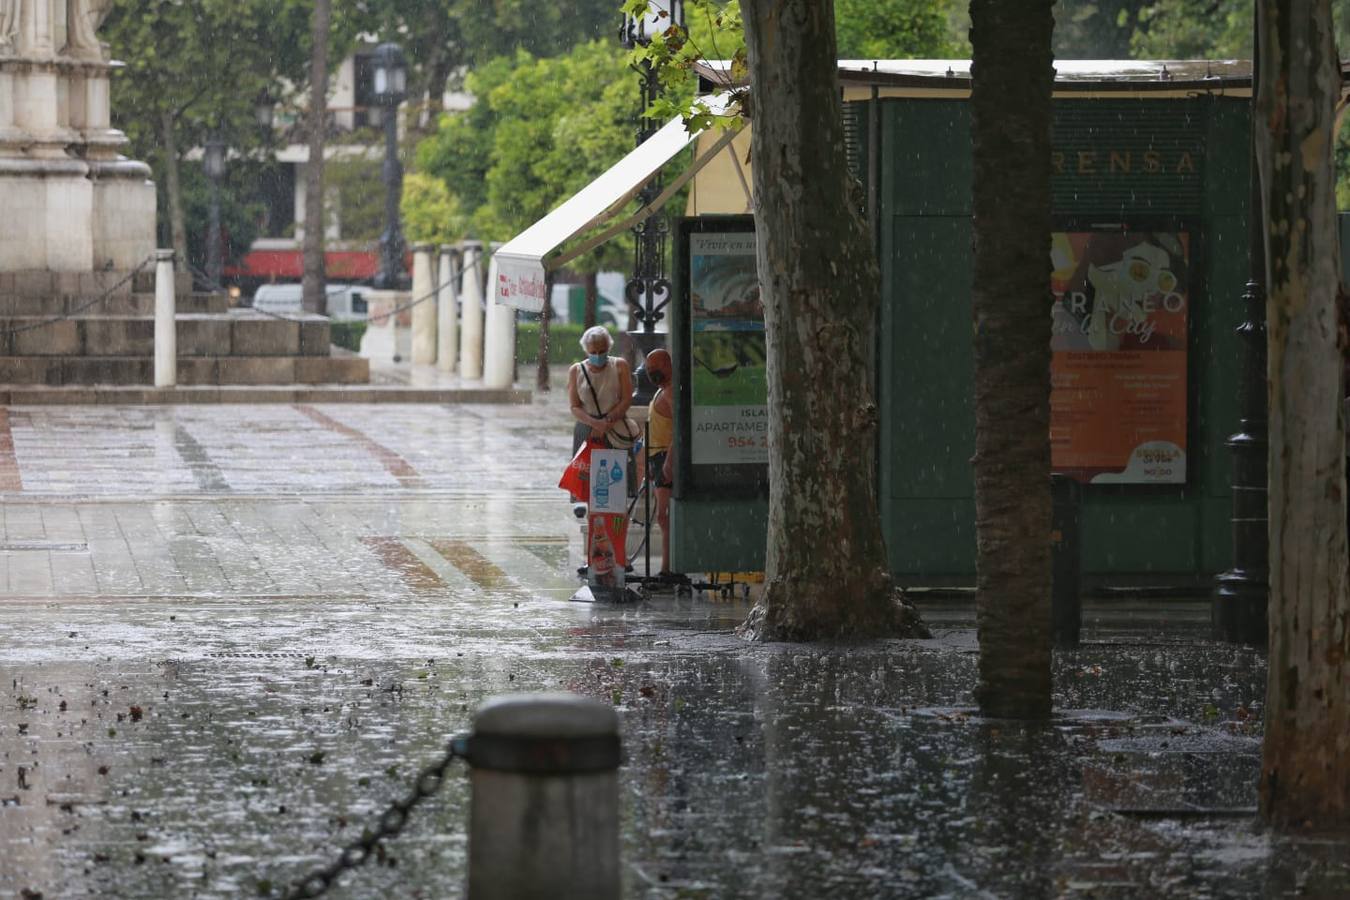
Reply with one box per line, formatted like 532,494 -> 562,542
567,325 -> 638,453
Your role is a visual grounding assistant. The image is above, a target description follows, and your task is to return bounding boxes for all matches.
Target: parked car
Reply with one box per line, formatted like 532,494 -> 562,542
251,283 -> 370,322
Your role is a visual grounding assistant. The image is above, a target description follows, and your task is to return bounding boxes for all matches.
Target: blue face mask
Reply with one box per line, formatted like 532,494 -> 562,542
587,353 -> 607,367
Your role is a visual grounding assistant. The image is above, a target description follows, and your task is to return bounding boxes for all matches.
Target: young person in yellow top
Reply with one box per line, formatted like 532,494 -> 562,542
644,348 -> 675,577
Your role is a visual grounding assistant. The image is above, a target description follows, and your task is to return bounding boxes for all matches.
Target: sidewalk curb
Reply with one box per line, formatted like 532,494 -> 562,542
0,386 -> 533,405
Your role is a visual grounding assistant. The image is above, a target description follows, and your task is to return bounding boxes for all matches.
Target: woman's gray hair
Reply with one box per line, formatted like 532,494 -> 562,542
580,325 -> 613,352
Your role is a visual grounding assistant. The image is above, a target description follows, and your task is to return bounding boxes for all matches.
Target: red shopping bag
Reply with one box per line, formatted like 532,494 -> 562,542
559,438 -> 604,502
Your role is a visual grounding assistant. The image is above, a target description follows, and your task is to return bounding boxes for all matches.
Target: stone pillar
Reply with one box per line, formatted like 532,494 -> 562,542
482,247 -> 516,390
437,245 -> 459,374
464,694 -> 621,900
154,249 -> 176,388
459,240 -> 484,380
410,243 -> 437,365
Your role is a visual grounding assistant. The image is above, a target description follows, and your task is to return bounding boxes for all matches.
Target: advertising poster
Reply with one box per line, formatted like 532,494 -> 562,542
587,450 -> 629,589
689,231 -> 768,465
1050,231 -> 1189,484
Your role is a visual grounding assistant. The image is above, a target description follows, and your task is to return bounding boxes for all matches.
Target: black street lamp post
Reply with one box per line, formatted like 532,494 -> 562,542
373,42 -> 409,291
1213,40 -> 1269,644
203,134 -> 226,290
621,1 -> 684,403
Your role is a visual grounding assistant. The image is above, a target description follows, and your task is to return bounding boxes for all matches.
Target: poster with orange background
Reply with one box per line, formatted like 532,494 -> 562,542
1050,232 -> 1189,484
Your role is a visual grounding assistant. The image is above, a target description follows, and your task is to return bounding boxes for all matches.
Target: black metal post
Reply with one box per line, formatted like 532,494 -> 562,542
627,58 -> 671,405
1213,29 -> 1269,646
375,100 -> 407,290
1050,475 -> 1082,648
206,169 -> 223,290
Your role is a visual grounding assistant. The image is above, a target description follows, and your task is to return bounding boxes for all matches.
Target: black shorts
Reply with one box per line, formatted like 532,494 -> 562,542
647,451 -> 672,489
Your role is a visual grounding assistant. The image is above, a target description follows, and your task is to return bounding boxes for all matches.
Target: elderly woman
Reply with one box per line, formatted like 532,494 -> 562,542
567,325 -> 638,451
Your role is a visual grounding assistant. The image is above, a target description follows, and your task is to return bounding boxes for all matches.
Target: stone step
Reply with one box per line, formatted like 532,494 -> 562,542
0,355 -> 369,386
0,314 -> 331,358
0,292 -> 229,316
0,268 -> 195,299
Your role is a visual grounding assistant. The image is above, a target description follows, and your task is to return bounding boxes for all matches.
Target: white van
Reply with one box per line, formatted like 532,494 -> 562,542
251,283 -> 370,322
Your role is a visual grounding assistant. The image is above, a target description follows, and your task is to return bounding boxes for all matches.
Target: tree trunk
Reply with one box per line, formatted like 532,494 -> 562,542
1256,0 -> 1350,831
737,0 -> 924,641
302,0 -> 331,316
159,110 -> 188,269
536,272 -> 553,392
969,0 -> 1056,718
584,270 -> 598,329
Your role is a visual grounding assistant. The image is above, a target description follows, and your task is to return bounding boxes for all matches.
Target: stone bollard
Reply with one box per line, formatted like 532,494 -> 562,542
482,246 -> 516,390
462,693 -> 621,900
460,241 -> 485,380
437,245 -> 460,373
153,249 -> 176,388
411,244 -> 437,365
1050,474 -> 1082,648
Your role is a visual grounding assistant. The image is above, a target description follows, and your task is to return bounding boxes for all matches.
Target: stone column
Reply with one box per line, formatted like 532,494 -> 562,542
410,243 -> 437,365
437,245 -> 459,374
482,246 -> 516,390
459,240 -> 484,380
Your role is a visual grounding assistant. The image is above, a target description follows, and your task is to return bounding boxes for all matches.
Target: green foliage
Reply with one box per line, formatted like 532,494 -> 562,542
834,0 -> 955,58
330,321 -> 368,352
402,173 -> 469,245
517,322 -> 588,364
417,41 -> 640,272
327,158 -> 384,242
1129,0 -> 1250,57
171,162 -> 266,271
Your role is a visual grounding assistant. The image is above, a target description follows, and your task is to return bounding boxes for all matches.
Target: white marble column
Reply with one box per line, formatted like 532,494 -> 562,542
459,241 -> 484,380
410,244 -> 437,365
482,248 -> 516,390
437,245 -> 459,374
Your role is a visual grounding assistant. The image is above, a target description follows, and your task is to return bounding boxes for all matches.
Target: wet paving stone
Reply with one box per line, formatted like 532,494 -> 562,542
0,401 -> 1346,898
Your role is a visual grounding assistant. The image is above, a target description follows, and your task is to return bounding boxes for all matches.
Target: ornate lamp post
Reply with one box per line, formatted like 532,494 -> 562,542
203,134 -> 227,290
254,92 -> 275,132
620,0 -> 684,403
373,42 -> 409,290
1213,34 -> 1268,644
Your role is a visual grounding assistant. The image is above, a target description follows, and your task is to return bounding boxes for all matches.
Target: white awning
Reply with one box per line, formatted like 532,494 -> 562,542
493,93 -> 742,312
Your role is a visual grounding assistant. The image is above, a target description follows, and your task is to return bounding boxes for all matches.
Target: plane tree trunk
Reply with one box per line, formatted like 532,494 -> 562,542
1255,0 -> 1350,831
302,0 -> 331,316
968,0 -> 1056,718
737,0 -> 924,641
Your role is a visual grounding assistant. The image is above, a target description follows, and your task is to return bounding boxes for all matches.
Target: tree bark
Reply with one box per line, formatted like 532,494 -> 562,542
584,270 -> 598,329
536,271 -> 553,392
1256,0 -> 1350,831
737,0 -> 924,641
302,0 -> 331,316
969,0 -> 1056,718
159,109 -> 188,268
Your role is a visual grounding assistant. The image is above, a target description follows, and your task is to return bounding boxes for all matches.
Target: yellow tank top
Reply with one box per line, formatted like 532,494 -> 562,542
648,404 -> 673,453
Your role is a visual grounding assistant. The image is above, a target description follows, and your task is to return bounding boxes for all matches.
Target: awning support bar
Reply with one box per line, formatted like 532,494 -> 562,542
545,125 -> 744,273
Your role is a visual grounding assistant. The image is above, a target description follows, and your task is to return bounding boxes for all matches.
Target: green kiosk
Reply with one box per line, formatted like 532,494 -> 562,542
672,59 -> 1257,592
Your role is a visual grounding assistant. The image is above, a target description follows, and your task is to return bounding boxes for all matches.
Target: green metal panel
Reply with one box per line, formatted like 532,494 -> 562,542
878,94 -> 1254,584
1051,100 -> 1206,217
669,497 -> 767,573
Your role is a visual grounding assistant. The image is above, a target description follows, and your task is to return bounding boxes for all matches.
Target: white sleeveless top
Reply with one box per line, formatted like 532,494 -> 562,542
575,358 -> 622,417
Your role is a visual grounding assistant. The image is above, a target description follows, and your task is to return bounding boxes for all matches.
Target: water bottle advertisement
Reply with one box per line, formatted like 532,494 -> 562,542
587,450 -> 629,590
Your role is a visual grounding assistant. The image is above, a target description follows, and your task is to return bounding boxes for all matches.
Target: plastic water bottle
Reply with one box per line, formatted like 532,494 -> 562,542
595,467 -> 610,508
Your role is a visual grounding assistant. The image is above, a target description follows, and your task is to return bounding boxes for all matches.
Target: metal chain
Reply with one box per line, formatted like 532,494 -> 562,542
0,255 -> 153,337
186,260 -> 477,327
280,738 -> 466,900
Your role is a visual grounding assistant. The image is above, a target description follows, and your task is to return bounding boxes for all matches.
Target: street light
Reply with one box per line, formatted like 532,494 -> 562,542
373,42 -> 409,291
203,134 -> 227,291
619,1 -> 685,404
254,92 -> 275,131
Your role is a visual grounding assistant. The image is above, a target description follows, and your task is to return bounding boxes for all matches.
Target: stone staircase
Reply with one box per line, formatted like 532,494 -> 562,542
0,270 -> 369,387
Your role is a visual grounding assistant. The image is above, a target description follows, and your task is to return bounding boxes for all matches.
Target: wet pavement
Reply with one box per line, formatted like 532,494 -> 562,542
0,400 -> 1346,898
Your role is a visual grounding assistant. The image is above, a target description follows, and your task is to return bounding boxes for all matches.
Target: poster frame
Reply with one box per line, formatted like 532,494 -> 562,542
1050,215 -> 1203,496
673,215 -> 768,501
